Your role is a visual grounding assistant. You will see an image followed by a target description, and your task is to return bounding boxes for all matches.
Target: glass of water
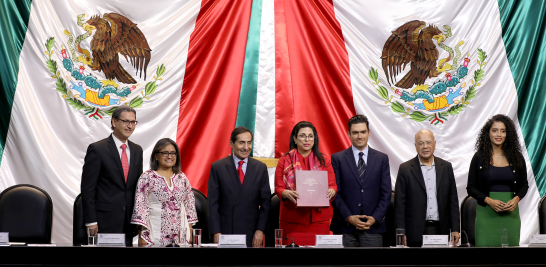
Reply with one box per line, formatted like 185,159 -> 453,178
193,229 -> 202,247
396,228 -> 406,247
501,228 -> 509,247
87,227 -> 97,246
275,229 -> 283,248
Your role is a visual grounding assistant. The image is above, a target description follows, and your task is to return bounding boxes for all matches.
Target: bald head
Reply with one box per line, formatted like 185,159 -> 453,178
415,129 -> 436,162
414,129 -> 435,143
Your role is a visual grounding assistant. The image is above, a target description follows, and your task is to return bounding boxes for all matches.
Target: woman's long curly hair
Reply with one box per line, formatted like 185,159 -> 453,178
475,114 -> 525,170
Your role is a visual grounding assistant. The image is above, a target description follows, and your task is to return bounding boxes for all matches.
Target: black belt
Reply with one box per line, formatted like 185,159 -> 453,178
425,220 -> 439,225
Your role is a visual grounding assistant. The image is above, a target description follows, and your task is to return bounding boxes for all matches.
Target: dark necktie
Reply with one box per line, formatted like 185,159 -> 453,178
238,161 -> 245,184
358,152 -> 366,183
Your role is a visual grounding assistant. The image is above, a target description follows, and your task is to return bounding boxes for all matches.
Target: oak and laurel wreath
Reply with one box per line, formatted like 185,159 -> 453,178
368,49 -> 487,123
44,37 -> 166,119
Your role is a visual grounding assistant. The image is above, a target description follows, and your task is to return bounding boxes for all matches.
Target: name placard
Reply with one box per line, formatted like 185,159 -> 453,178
529,234 -> 546,247
0,232 -> 8,244
218,235 -> 246,248
97,233 -> 125,247
315,235 -> 343,248
422,235 -> 449,247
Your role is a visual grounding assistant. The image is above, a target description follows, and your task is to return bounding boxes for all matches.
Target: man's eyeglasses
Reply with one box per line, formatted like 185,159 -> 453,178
159,151 -> 177,157
117,119 -> 138,126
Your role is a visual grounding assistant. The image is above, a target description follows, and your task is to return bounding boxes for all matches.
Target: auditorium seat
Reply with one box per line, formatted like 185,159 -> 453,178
0,184 -> 53,244
539,195 -> 546,234
265,193 -> 280,247
72,193 -> 87,245
460,196 -> 477,245
192,188 -> 210,243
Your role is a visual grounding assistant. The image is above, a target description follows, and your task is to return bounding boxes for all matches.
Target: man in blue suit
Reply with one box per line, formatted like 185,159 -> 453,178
332,115 -> 392,247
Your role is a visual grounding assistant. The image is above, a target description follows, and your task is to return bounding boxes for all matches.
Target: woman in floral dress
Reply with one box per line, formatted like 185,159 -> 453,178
131,138 -> 198,246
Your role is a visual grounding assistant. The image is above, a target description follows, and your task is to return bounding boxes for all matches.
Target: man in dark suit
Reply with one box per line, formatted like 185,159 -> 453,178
208,127 -> 271,247
81,106 -> 143,245
394,129 -> 460,247
332,115 -> 391,247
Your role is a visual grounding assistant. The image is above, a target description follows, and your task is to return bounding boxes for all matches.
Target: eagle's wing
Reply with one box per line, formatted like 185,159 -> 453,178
89,28 -> 121,82
410,32 -> 439,85
381,20 -> 424,86
105,13 -> 152,80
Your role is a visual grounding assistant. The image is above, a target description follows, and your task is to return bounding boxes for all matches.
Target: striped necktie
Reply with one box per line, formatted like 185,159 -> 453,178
358,152 -> 366,183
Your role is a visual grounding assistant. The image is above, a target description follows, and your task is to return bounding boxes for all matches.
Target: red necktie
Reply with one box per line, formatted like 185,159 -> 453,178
121,144 -> 129,183
238,161 -> 244,184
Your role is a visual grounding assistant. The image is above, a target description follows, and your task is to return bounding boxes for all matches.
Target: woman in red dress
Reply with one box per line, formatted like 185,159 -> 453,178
275,121 -> 337,246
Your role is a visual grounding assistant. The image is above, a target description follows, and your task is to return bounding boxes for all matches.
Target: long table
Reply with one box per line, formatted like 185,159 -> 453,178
1,244 -> 543,266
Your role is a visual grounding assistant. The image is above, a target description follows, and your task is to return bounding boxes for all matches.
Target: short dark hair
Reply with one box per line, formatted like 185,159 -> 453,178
230,126 -> 253,143
150,138 -> 181,174
111,106 -> 136,130
348,114 -> 369,132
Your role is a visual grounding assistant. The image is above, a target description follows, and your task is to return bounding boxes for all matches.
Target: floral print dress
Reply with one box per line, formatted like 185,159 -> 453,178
131,170 -> 198,246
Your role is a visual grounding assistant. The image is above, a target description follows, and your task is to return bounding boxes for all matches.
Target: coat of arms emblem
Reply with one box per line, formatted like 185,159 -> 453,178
44,13 -> 166,119
369,20 -> 487,125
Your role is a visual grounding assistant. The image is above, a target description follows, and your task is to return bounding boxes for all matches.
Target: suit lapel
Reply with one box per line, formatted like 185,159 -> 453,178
435,157 -> 444,191
362,147 -> 377,186
225,156 -> 242,194
107,135 -> 125,185
343,148 -> 360,184
410,156 -> 426,191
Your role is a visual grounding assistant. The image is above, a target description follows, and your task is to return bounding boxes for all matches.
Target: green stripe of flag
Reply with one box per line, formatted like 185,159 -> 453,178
498,0 -> 546,196
235,0 -> 263,157
0,0 -> 33,164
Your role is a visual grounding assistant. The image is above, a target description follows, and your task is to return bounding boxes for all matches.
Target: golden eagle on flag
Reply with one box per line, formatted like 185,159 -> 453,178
381,20 -> 444,89
85,13 -> 152,84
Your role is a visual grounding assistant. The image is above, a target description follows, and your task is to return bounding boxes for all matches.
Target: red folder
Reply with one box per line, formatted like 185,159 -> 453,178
295,170 -> 329,207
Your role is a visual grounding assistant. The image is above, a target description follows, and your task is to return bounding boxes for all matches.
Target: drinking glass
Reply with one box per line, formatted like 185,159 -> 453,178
193,229 -> 202,247
501,228 -> 509,247
87,227 -> 97,246
275,229 -> 283,248
396,228 -> 406,247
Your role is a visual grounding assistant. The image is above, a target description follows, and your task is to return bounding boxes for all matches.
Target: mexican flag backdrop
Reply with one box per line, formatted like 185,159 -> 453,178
1,0 -> 545,244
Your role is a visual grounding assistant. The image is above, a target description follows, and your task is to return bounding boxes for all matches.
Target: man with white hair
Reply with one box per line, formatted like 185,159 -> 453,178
394,129 -> 460,247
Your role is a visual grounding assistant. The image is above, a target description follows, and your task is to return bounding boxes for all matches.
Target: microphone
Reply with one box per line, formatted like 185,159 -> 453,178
460,230 -> 471,247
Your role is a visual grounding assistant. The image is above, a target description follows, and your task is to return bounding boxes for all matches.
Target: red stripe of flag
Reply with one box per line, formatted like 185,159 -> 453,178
275,0 -> 354,157
177,0 -> 253,195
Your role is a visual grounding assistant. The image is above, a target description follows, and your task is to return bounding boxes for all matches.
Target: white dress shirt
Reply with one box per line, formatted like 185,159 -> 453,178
112,133 -> 130,165
351,145 -> 369,167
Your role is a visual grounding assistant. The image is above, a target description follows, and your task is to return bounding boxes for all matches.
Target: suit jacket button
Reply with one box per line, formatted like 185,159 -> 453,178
479,166 -> 482,169
123,207 -> 125,210
358,203 -> 361,206
514,181 -> 517,183
361,189 -> 364,193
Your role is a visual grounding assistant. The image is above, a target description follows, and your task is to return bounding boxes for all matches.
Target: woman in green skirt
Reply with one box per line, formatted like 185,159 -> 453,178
467,114 -> 528,247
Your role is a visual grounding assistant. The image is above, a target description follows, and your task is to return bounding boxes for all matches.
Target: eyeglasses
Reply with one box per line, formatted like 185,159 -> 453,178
297,134 -> 315,140
117,119 -> 138,126
158,151 -> 177,157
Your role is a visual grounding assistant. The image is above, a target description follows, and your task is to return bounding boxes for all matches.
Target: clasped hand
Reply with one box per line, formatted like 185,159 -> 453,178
348,215 -> 375,230
486,196 -> 519,212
